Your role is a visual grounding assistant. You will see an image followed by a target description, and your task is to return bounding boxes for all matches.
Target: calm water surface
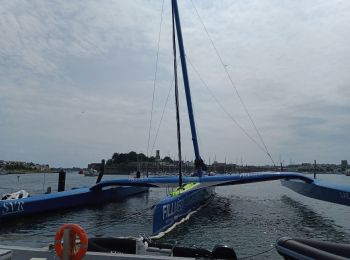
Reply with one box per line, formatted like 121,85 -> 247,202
0,172 -> 349,259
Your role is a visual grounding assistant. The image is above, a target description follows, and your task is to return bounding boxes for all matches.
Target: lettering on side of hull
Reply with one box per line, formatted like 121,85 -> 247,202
1,201 -> 24,216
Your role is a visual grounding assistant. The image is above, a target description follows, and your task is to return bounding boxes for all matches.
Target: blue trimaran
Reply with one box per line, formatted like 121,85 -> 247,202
2,0 -> 348,237
92,0 -> 350,237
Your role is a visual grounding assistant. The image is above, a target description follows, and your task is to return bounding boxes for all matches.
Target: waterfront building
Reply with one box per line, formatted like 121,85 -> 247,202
341,160 -> 348,171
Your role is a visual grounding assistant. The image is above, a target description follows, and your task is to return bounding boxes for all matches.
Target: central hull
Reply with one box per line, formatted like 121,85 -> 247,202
152,186 -> 214,236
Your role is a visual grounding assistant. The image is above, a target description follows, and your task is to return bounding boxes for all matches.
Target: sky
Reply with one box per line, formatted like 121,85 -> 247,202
0,0 -> 349,168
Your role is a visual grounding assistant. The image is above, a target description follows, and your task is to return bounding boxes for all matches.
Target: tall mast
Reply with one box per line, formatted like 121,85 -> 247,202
172,3 -> 183,187
171,0 -> 204,176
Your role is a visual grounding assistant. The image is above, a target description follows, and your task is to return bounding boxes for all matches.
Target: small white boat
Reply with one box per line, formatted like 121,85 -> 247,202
0,169 -> 8,175
1,190 -> 30,200
84,169 -> 99,177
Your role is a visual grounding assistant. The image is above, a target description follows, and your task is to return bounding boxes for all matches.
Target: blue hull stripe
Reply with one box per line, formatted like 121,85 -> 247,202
281,179 -> 350,206
152,187 -> 214,236
0,186 -> 148,220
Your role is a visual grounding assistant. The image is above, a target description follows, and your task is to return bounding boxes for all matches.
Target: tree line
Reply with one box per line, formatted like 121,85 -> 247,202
106,151 -> 173,165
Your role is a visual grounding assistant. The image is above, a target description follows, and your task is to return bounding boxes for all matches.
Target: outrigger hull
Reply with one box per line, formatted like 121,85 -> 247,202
0,186 -> 148,221
152,186 -> 214,236
281,179 -> 350,207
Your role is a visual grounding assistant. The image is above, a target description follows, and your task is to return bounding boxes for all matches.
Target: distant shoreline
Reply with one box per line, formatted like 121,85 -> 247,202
2,170 -> 52,174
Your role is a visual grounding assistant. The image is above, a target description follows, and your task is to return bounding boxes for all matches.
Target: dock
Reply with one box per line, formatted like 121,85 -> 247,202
0,244 -> 194,260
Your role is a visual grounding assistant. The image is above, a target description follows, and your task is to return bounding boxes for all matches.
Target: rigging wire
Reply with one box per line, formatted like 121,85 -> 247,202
149,59 -> 179,156
150,77 -> 174,155
238,246 -> 275,259
22,207 -> 278,260
84,205 -> 155,235
190,0 -> 276,167
146,0 -> 165,160
187,56 -> 267,154
20,205 -> 156,239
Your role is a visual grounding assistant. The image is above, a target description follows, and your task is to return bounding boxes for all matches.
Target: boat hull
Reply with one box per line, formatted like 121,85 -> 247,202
276,236 -> 350,259
281,179 -> 350,206
152,186 -> 214,236
0,186 -> 148,220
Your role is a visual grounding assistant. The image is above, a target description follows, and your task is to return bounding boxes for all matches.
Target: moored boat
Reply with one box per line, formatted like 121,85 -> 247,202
0,184 -> 148,221
84,168 -> 99,177
0,166 -> 148,221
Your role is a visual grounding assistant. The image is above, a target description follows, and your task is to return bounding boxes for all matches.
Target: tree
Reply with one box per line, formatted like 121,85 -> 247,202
112,153 -> 119,160
109,151 -> 159,164
162,156 -> 173,163
106,159 -> 113,165
128,151 -> 138,162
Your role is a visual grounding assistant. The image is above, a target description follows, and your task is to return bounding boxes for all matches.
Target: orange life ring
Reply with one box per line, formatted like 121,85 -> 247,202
54,223 -> 88,260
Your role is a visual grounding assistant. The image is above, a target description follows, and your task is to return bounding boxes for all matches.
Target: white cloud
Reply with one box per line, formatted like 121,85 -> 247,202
0,0 -> 349,167
0,0 -> 162,76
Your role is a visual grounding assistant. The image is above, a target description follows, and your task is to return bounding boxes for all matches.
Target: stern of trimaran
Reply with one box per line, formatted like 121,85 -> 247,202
150,0 -> 214,237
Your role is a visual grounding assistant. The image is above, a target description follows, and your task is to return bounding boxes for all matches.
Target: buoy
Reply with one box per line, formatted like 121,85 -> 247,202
55,223 -> 88,260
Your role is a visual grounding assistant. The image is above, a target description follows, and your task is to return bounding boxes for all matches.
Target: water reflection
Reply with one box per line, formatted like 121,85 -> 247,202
281,195 -> 350,243
1,173 -> 350,259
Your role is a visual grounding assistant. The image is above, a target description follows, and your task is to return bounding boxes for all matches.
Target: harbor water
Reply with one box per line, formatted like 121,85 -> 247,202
0,172 -> 350,259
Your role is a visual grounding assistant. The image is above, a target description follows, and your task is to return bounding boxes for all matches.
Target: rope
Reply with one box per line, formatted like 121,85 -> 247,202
187,56 -> 269,156
16,205 -> 155,239
150,77 -> 174,154
85,205 -> 155,234
238,246 -> 275,259
190,0 -> 276,167
146,0 -> 165,159
149,61 -> 179,156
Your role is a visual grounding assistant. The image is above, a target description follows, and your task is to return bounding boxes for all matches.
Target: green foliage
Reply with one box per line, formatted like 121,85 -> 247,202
162,156 -> 173,163
4,163 -> 38,172
5,164 -> 31,171
106,159 -> 113,165
109,151 -> 164,165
